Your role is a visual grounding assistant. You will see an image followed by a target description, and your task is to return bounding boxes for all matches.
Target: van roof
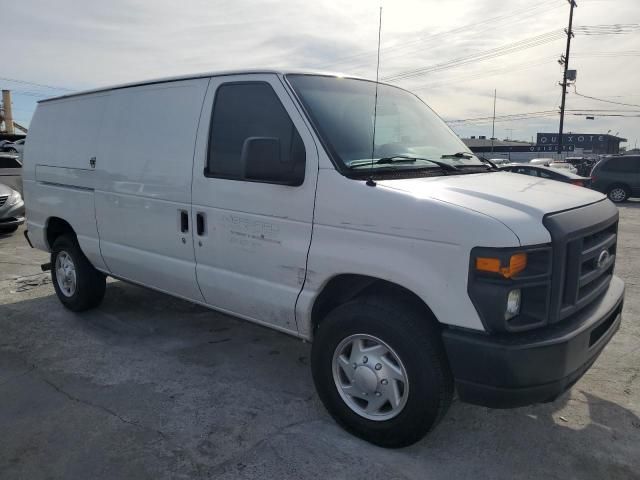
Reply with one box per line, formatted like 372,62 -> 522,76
38,69 -> 366,103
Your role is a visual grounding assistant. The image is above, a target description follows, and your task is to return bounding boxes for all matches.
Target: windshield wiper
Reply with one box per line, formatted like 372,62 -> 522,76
441,152 -> 499,171
441,151 -> 474,159
477,156 -> 499,170
374,155 -> 460,172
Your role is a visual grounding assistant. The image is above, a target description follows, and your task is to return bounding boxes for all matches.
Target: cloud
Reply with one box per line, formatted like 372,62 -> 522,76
3,0 -> 640,143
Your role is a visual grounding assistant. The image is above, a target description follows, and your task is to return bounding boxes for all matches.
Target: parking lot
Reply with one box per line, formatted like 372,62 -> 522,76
0,206 -> 638,480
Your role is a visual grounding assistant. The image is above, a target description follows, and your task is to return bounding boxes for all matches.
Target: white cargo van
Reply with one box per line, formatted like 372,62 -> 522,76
23,71 -> 624,447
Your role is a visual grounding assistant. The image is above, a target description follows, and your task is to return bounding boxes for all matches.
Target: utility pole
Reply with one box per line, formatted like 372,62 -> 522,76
491,88 -> 497,154
1,90 -> 15,134
557,0 -> 577,157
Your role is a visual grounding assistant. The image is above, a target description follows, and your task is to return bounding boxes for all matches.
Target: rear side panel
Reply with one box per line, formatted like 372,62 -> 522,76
22,94 -> 109,270
94,79 -> 209,302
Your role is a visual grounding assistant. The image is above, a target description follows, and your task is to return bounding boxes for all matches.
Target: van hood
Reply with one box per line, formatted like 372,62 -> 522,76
379,171 -> 607,244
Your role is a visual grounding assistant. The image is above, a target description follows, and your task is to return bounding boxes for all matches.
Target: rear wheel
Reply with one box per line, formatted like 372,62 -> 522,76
51,235 -> 106,311
311,295 -> 453,448
608,185 -> 630,203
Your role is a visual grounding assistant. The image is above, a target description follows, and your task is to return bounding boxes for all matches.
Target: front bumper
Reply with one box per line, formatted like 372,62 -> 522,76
442,275 -> 624,408
0,200 -> 25,229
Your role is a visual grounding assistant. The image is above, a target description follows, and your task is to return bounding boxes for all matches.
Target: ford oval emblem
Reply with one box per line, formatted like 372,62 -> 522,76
596,249 -> 610,269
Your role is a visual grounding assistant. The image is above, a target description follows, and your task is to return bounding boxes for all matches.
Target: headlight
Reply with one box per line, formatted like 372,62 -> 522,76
6,191 -> 21,206
469,246 -> 552,333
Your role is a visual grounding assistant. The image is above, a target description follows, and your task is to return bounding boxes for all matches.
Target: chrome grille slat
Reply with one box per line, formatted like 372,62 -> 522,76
0,195 -> 7,207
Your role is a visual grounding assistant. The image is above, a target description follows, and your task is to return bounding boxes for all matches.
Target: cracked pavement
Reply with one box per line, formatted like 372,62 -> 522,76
1,203 -> 639,479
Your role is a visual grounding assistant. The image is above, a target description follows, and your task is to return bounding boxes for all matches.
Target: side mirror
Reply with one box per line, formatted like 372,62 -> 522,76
241,136 -> 304,186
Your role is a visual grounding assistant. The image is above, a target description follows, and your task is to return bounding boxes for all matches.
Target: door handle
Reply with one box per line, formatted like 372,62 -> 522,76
196,212 -> 206,236
179,210 -> 189,233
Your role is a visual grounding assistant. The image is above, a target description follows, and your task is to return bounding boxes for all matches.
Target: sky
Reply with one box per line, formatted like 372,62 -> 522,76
3,0 -> 640,147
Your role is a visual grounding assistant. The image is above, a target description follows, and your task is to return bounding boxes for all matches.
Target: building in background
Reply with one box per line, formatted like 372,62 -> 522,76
536,133 -> 626,155
463,132 -> 627,162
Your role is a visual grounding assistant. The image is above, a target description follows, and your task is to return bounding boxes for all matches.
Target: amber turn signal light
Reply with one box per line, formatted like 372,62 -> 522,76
476,253 -> 527,278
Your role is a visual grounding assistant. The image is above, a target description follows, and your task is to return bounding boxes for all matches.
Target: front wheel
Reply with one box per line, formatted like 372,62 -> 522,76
608,185 -> 630,203
51,235 -> 106,311
311,295 -> 453,448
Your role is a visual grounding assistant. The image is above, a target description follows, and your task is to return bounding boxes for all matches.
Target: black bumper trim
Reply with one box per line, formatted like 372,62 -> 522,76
443,275 -> 624,408
0,216 -> 25,229
23,229 -> 33,248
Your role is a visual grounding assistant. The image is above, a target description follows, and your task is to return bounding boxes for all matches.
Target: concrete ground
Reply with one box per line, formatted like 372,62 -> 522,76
0,206 -> 639,480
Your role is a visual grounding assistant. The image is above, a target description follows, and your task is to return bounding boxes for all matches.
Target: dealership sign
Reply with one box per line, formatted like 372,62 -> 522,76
468,144 -> 574,153
536,133 -> 610,150
537,134 -> 605,144
529,144 -> 574,152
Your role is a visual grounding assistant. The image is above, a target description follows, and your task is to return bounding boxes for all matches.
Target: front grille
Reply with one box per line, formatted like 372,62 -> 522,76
560,222 -> 617,319
544,200 -> 619,324
0,195 -> 7,207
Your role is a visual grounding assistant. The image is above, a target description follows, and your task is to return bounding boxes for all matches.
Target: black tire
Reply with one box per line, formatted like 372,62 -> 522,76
0,225 -> 19,235
311,295 -> 453,448
607,184 -> 630,203
51,235 -> 106,311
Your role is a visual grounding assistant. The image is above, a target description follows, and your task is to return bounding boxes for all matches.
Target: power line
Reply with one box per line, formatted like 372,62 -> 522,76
383,30 -> 566,82
317,0 -> 563,70
573,23 -> 640,35
447,108 -> 640,125
572,86 -> 640,108
382,23 -> 640,83
0,76 -> 72,92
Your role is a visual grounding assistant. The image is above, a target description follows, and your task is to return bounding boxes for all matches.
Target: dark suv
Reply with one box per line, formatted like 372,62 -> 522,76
591,155 -> 640,202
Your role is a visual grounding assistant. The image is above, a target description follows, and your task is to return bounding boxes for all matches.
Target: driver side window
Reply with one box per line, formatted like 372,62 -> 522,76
206,82 -> 305,185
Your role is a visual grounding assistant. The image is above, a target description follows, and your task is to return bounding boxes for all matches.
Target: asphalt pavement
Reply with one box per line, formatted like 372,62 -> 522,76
1,205 -> 639,479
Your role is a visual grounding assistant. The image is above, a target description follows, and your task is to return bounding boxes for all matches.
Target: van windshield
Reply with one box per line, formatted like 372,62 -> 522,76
286,74 -> 483,173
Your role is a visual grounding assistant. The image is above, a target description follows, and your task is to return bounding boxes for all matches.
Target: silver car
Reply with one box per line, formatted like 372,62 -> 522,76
0,183 -> 25,234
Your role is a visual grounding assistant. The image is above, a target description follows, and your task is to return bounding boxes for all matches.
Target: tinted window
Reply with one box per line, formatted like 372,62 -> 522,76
207,82 -> 305,183
0,157 -> 21,169
603,157 -> 639,173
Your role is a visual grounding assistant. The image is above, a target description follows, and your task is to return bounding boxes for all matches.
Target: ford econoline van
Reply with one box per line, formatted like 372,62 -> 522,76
22,71 -> 624,447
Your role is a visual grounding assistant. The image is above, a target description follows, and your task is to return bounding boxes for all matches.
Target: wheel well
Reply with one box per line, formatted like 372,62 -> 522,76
609,183 -> 631,192
311,274 -> 438,335
46,217 -> 76,250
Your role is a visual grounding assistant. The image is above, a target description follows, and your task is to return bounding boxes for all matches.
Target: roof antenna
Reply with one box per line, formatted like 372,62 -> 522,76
366,6 -> 383,187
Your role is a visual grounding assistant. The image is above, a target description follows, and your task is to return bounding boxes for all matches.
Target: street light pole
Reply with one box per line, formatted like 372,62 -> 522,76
491,88 -> 496,154
557,0 -> 577,157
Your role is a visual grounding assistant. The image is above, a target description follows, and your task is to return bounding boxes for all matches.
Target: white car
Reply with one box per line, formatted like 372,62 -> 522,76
488,158 -> 509,165
0,138 -> 25,155
530,158 -> 554,166
0,153 -> 23,193
22,70 -> 624,447
548,161 -> 578,174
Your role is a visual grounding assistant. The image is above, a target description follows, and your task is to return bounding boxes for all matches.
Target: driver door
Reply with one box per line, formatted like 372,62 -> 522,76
190,74 -> 319,334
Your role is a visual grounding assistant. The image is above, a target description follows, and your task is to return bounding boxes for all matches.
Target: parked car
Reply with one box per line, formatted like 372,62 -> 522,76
529,158 -> 554,166
0,184 -> 25,234
0,154 -> 23,193
22,70 -> 624,447
548,161 -> 578,174
500,164 -> 590,186
565,156 -> 598,177
487,158 -> 510,165
590,155 -> 640,202
0,139 -> 24,154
